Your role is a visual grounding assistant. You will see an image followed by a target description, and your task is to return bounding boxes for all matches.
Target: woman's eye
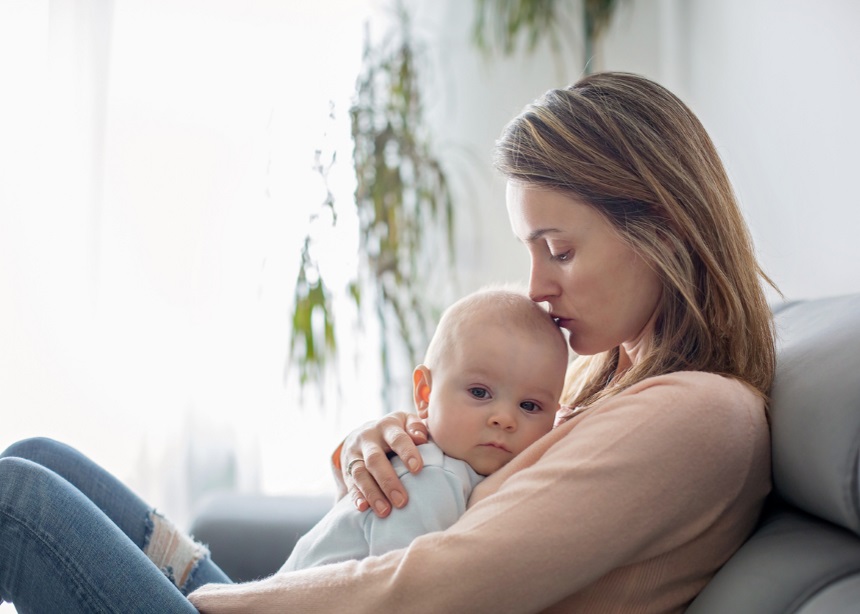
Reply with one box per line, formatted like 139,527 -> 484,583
520,401 -> 541,413
468,387 -> 490,399
550,251 -> 571,262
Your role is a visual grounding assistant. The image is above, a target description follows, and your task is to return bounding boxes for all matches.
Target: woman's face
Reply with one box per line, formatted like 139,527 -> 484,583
506,181 -> 663,363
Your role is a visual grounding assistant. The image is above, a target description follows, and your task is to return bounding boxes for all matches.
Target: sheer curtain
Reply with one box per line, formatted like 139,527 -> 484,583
0,0 -> 384,534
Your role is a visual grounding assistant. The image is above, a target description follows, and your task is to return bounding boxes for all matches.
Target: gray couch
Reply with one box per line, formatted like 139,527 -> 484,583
190,493 -> 333,582
688,293 -> 860,613
191,293 -> 860,612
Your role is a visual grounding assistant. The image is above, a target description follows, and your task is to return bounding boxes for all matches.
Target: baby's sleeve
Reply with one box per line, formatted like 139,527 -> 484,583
364,464 -> 470,556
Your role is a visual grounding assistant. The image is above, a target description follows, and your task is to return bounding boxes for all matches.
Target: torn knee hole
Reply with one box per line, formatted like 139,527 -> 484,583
143,511 -> 209,590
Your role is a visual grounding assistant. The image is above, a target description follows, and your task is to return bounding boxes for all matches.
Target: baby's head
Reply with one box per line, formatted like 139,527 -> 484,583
412,287 -> 569,475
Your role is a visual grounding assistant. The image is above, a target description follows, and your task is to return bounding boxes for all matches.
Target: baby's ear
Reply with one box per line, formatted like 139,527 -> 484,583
412,365 -> 432,418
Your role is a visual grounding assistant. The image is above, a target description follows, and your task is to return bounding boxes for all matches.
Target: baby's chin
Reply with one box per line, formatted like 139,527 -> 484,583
468,457 -> 509,477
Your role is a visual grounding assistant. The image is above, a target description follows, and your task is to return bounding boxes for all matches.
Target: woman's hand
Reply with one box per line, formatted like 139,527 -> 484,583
340,411 -> 429,517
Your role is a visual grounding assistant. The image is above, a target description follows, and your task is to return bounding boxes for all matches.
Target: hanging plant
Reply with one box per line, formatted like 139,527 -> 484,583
287,0 -> 624,401
289,237 -> 336,388
472,0 -> 621,73
287,142 -> 338,390
472,0 -> 565,56
288,3 -> 455,406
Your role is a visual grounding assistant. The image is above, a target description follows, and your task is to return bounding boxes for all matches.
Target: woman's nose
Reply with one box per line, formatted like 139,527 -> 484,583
528,259 -> 558,303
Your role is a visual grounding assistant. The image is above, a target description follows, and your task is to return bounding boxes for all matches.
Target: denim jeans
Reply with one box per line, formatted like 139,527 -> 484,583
0,438 -> 232,613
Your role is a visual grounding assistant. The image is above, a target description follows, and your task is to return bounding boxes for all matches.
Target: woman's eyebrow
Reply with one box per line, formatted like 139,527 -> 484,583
527,228 -> 563,242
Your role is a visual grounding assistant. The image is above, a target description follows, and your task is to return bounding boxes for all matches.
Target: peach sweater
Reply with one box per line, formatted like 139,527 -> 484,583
190,371 -> 771,613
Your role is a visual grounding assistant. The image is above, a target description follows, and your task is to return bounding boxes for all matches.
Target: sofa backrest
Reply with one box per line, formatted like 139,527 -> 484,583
688,293 -> 860,613
770,294 -> 860,531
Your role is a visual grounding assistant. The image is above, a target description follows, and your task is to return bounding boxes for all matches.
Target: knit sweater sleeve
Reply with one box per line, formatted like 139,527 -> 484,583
188,372 -> 770,614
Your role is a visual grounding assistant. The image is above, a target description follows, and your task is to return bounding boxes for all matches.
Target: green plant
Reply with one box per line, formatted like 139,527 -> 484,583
288,4 -> 455,406
583,0 -> 621,70
289,235 -> 336,388
472,0 -> 621,73
288,0 -> 624,401
472,0 -> 564,56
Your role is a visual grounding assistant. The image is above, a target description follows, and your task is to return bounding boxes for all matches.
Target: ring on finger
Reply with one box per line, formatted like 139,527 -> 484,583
346,458 -> 365,478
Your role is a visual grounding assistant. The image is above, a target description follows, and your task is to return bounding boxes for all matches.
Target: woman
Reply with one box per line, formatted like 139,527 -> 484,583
191,72 -> 776,612
1,72 -> 775,613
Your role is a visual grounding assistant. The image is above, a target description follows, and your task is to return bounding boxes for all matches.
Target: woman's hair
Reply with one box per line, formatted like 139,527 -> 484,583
494,72 -> 778,410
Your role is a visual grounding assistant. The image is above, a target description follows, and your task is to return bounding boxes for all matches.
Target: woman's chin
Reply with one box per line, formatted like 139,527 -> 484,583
568,337 -> 604,357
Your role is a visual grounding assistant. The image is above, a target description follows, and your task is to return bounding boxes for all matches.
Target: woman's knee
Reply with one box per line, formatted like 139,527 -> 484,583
0,455 -> 18,483
0,455 -> 40,479
0,456 -> 56,506
1,436 -> 65,461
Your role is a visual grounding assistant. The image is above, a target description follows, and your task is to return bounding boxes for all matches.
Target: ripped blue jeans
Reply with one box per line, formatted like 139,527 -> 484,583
0,438 -> 232,613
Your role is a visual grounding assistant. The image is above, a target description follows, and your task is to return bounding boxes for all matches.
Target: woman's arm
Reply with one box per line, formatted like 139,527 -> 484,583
190,373 -> 769,614
333,411 -> 429,517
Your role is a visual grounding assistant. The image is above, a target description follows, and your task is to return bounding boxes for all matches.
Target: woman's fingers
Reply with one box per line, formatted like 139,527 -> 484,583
404,412 -> 430,460
340,411 -> 430,518
355,444 -> 399,517
383,414 -> 427,473
341,419 -> 398,516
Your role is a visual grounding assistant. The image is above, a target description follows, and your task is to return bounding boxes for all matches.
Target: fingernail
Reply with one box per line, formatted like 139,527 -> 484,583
408,457 -> 420,472
411,429 -> 427,441
355,497 -> 366,511
391,490 -> 406,508
373,500 -> 389,516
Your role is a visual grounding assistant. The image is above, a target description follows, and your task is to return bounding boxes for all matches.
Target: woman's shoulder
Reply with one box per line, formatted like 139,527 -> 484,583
595,371 -> 768,444
629,371 -> 770,446
621,370 -> 762,409
552,371 -> 770,488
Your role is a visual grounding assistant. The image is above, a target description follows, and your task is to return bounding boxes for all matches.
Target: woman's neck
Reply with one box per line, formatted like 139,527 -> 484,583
616,309 -> 659,376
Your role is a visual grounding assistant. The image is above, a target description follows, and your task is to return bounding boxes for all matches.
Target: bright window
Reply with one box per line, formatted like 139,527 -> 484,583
0,0 -> 383,529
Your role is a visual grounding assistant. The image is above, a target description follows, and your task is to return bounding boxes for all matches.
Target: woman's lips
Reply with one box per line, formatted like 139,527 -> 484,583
552,315 -> 573,328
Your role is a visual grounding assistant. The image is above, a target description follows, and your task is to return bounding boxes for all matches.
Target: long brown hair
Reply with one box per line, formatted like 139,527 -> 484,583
494,72 -> 778,410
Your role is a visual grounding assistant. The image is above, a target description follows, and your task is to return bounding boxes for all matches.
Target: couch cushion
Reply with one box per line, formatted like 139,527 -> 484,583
687,506 -> 860,613
793,572 -> 860,614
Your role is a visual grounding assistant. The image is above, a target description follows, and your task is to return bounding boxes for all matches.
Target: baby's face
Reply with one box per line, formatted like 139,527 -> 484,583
422,320 -> 565,475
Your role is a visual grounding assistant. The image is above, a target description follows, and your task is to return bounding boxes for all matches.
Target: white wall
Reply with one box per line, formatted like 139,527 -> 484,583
413,0 -> 860,304
681,0 -> 860,301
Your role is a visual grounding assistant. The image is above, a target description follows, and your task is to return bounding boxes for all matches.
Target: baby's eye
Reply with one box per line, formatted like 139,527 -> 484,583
520,401 -> 542,413
469,387 -> 490,399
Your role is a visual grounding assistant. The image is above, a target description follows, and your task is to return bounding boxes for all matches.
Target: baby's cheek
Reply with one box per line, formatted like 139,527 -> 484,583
426,419 -> 457,452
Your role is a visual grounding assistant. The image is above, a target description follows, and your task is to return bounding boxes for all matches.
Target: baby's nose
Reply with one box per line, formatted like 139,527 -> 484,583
490,410 -> 517,431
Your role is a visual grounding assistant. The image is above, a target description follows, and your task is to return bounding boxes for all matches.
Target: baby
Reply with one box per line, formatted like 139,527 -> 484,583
280,287 -> 569,571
